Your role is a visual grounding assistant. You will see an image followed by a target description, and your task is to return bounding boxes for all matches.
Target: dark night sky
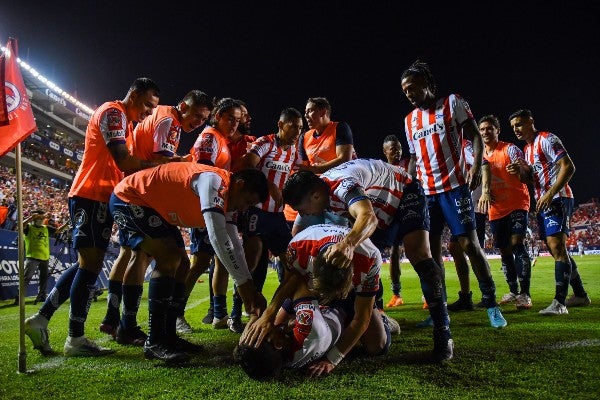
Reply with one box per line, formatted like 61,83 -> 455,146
2,2 -> 599,203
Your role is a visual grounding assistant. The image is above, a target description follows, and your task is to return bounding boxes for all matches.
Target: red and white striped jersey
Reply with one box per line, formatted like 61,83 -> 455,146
249,134 -> 301,212
524,131 -> 573,200
286,224 -> 382,295
320,159 -> 412,229
404,94 -> 474,195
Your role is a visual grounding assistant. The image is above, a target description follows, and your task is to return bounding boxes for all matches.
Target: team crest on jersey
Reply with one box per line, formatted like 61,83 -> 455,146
102,227 -> 112,239
296,309 -> 313,326
106,109 -> 123,130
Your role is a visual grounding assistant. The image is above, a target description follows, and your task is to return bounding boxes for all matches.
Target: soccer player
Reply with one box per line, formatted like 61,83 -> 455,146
25,78 -> 162,356
265,159 -> 454,361
477,115 -> 533,310
241,223 -> 397,376
234,252 -> 354,380
382,135 -> 409,308
226,107 -> 304,333
228,100 -> 257,173
282,97 -> 358,234
400,60 -> 506,328
110,163 -> 269,362
180,98 -> 243,330
509,109 -> 591,314
99,90 -> 213,345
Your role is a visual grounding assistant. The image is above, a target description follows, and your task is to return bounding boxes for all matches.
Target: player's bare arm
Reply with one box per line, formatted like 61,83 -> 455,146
324,199 -> 377,269
536,155 -> 575,212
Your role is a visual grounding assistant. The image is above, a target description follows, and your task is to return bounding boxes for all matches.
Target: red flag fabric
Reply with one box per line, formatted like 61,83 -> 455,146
0,38 -> 37,156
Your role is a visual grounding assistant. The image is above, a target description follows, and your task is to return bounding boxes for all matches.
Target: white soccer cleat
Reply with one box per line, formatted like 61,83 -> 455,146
498,292 -> 518,305
25,314 -> 53,355
64,336 -> 115,357
539,299 -> 568,316
515,294 -> 533,310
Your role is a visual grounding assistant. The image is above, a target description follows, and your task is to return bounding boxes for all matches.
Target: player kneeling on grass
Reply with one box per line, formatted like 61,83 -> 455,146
110,162 -> 269,363
234,250 -> 354,379
240,224 -> 403,377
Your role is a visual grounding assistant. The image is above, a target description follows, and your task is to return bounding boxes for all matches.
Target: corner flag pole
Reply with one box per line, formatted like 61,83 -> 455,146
1,37 -> 39,373
16,142 -> 27,373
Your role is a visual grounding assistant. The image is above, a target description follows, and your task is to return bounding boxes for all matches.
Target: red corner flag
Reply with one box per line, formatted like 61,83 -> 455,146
0,38 -> 37,157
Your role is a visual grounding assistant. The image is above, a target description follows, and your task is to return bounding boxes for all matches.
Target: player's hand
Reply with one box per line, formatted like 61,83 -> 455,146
536,192 -> 554,213
180,154 -> 193,162
506,162 -> 521,175
248,291 -> 267,317
239,315 -> 273,348
478,192 -> 492,213
467,166 -> 482,191
307,359 -> 336,377
324,242 -> 354,269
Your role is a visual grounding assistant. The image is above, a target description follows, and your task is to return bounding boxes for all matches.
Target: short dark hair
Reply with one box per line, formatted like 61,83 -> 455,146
231,168 -> 269,204
401,60 -> 436,95
306,97 -> 331,115
312,247 -> 354,304
210,97 -> 242,125
233,342 -> 283,380
129,77 -> 160,97
509,109 -> 533,121
383,134 -> 400,144
182,90 -> 213,110
279,107 -> 302,122
478,115 -> 500,129
282,170 -> 329,208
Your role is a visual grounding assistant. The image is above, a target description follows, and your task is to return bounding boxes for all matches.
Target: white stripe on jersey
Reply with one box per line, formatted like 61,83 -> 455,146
321,159 -> 412,229
524,131 -> 573,200
251,134 -> 301,212
404,94 -> 473,195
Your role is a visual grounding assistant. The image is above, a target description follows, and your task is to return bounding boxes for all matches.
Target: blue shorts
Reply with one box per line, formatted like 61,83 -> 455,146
427,184 -> 476,236
69,196 -> 113,250
449,211 -> 487,247
490,209 -> 528,249
370,181 -> 429,251
109,193 -> 184,250
189,227 -> 216,255
241,207 -> 292,256
536,197 -> 573,240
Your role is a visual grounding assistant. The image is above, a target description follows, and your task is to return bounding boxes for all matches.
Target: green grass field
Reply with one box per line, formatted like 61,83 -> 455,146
1,255 -> 599,400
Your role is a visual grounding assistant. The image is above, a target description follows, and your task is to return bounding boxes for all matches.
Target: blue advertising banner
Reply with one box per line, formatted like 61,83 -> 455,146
0,229 -> 120,301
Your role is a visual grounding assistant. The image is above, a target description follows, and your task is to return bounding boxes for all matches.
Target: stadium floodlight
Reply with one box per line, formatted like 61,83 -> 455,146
2,44 -> 96,115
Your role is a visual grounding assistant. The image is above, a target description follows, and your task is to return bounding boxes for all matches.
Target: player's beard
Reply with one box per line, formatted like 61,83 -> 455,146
238,123 -> 251,135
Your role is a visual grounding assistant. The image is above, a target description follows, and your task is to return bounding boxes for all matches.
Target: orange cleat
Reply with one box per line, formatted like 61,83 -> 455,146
386,294 -> 404,307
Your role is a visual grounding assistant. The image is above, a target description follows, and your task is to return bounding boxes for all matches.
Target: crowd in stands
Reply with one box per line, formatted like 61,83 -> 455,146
0,165 -> 191,248
568,198 -> 600,248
